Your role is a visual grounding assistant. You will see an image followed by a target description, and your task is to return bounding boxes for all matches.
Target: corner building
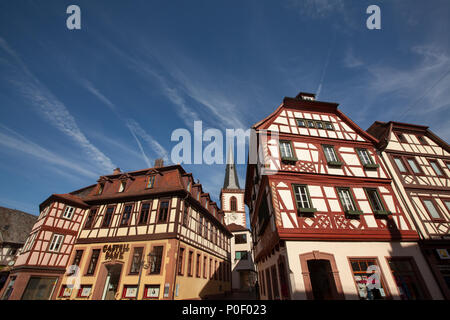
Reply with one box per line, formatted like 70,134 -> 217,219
245,92 -> 443,300
1,163 -> 232,300
368,121 -> 450,299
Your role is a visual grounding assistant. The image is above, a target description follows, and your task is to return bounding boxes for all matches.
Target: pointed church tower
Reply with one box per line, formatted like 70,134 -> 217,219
221,146 -> 246,227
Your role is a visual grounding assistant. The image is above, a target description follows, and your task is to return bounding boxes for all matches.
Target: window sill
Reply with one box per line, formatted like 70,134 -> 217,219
298,207 -> 317,214
281,157 -> 298,163
345,210 -> 363,215
327,161 -> 343,167
374,210 -> 391,216
363,163 -> 380,170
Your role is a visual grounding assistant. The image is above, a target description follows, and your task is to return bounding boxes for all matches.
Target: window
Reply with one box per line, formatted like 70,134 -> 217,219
324,122 -> 334,130
203,256 -> 208,278
444,201 -> 450,212
235,251 -> 249,260
48,234 -> 64,252
307,120 -> 315,128
120,204 -> 133,226
204,220 -> 208,238
407,158 -> 421,174
279,140 -> 296,161
198,216 -> 203,234
150,246 -> 163,274
209,258 -> 213,279
196,253 -> 201,278
23,232 -> 37,252
77,285 -> 92,298
182,205 -> 190,227
387,258 -> 429,300
214,260 -> 218,280
365,188 -> 389,215
139,203 -> 151,224
322,145 -> 342,166
39,206 -> 50,219
417,136 -> 428,145
356,148 -> 379,169
146,175 -> 155,189
187,180 -> 192,192
97,183 -> 104,195
394,157 -> 407,173
122,285 -> 138,299
235,233 -> 247,244
86,249 -> 100,275
62,206 -> 75,219
158,201 -> 169,222
58,285 -> 72,298
446,162 -> 450,171
143,285 -> 160,299
429,160 -> 444,176
102,207 -> 114,227
230,196 -> 237,211
84,208 -> 97,229
337,188 -> 362,215
187,251 -> 194,276
396,133 -> 407,143
118,180 -> 126,192
130,247 -> 143,274
422,199 -> 442,220
292,184 -> 316,213
296,119 -> 306,127
21,277 -> 58,300
177,248 -> 185,275
316,121 -> 324,129
72,250 -> 83,266
349,259 -> 388,300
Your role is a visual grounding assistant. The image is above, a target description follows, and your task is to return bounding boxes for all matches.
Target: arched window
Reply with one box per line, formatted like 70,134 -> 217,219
230,196 -> 237,211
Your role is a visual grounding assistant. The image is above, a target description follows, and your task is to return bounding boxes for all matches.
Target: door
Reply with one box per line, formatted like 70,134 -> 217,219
101,264 -> 122,300
307,260 -> 338,300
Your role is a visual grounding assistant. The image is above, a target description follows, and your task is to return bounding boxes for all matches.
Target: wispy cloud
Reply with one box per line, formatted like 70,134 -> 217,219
287,0 -> 345,18
126,119 -> 169,162
0,37 -> 115,172
0,125 -> 98,178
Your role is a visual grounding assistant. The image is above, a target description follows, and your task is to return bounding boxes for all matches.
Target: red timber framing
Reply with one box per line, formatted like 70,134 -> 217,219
245,93 -> 419,265
367,121 -> 450,299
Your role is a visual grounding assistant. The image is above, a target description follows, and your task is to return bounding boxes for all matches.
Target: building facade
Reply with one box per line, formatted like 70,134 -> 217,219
0,163 -> 232,300
245,92 -> 443,300
0,207 -> 37,292
221,148 -> 256,292
367,121 -> 450,299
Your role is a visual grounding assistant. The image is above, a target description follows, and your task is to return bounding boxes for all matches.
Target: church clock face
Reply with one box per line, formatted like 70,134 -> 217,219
230,213 -> 238,222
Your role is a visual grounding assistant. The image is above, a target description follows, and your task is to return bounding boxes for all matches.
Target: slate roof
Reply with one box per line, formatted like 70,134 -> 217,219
0,206 -> 37,244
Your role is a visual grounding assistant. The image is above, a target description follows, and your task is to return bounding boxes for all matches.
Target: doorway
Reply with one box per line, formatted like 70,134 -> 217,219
307,259 -> 338,300
101,264 -> 122,300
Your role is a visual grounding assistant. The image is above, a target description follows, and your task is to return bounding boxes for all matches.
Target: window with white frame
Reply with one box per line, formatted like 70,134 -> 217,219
357,149 -> 375,166
118,180 -> 126,192
337,188 -> 357,212
23,232 -> 38,252
293,185 -> 313,209
48,234 -> 64,252
62,206 -> 75,219
323,145 -> 339,163
279,141 -> 294,159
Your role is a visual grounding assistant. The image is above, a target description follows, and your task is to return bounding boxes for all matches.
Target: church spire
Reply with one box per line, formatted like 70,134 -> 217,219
223,145 -> 240,189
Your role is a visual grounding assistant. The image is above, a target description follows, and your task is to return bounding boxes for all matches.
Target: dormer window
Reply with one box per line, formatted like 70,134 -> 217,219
197,191 -> 201,201
147,175 -> 155,189
187,180 -> 192,192
97,183 -> 104,195
119,181 -> 126,192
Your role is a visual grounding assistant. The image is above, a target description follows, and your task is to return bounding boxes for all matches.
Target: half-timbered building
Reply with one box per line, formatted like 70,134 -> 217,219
0,162 -> 232,300
245,92 -> 443,300
367,121 -> 450,299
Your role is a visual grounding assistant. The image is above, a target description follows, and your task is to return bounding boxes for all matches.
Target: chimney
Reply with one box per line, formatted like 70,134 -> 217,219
295,92 -> 316,101
154,158 -> 164,168
113,168 -> 121,175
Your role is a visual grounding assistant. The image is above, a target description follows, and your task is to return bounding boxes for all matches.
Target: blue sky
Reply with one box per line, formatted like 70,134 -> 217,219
0,0 -> 449,221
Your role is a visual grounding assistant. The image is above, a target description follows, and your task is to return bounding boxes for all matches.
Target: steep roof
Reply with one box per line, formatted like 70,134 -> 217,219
223,146 -> 241,189
226,223 -> 249,233
0,206 -> 37,244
